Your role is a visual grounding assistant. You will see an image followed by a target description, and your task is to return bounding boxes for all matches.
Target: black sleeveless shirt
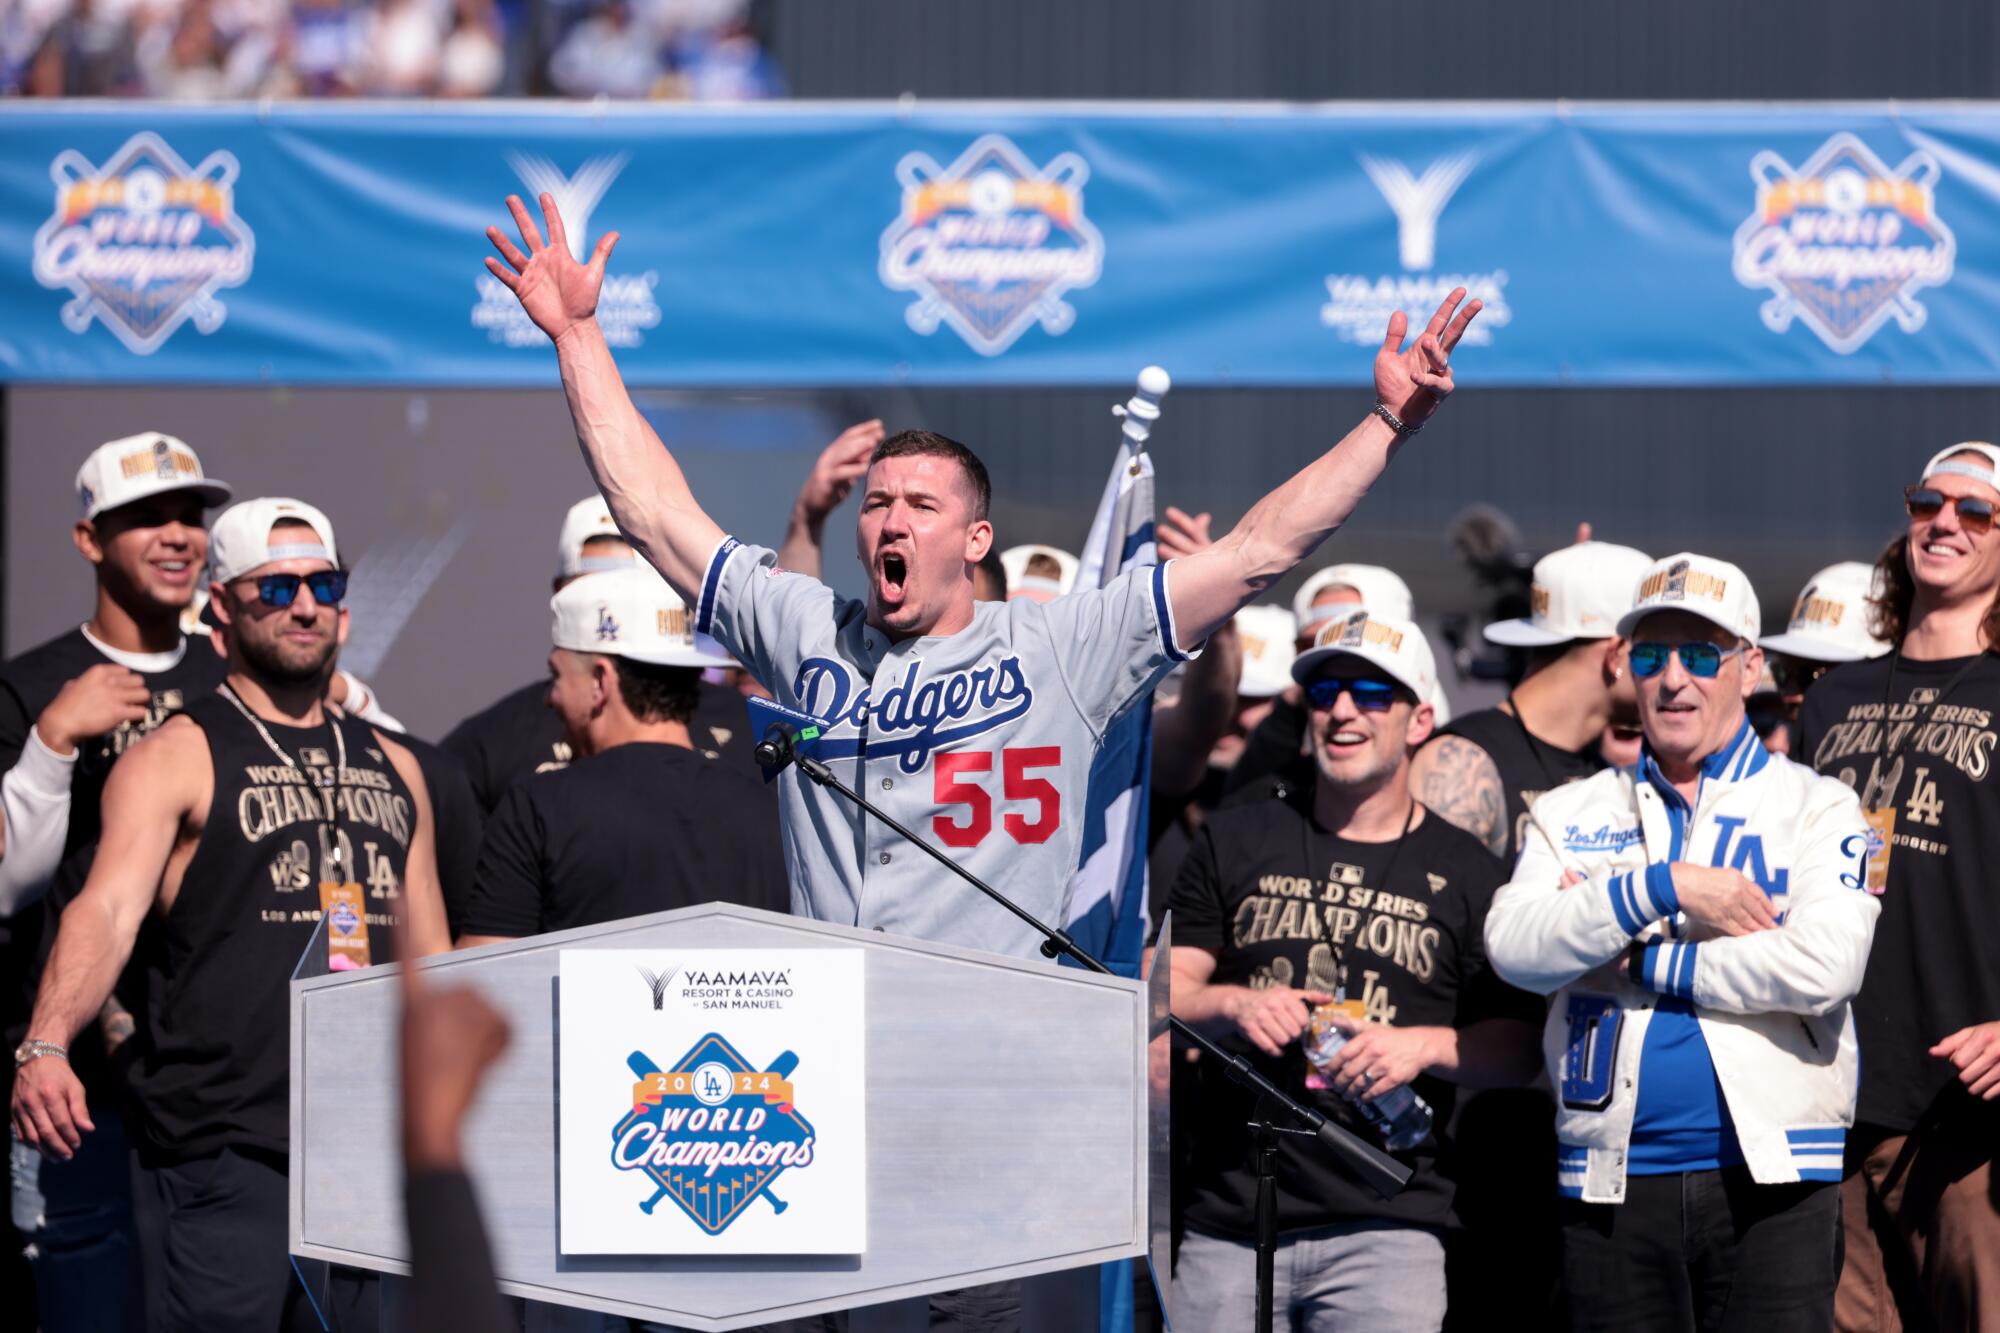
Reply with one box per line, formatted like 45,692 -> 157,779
1437,706 -> 1602,865
132,693 -> 417,1161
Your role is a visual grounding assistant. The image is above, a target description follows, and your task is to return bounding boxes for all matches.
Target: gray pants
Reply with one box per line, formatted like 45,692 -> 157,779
1170,1222 -> 1446,1333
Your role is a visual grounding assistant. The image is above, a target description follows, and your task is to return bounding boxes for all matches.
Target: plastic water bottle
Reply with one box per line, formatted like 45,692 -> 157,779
1304,1011 -> 1435,1152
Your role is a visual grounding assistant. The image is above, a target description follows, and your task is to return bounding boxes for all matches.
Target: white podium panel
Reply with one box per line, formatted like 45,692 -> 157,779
290,903 -> 1147,1331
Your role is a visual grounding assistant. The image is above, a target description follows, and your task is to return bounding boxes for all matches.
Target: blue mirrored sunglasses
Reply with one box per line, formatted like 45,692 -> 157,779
1305,677 -> 1400,712
250,570 -> 348,608
1630,641 -> 1745,680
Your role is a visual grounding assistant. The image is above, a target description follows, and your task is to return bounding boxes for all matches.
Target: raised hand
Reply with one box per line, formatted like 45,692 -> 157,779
484,192 -> 619,345
796,420 -> 886,525
1373,286 -> 1483,431
1156,505 -> 1215,562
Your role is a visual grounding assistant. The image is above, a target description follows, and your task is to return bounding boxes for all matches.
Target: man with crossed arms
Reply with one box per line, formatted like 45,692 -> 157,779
482,192 -> 1484,959
1486,553 -> 1879,1333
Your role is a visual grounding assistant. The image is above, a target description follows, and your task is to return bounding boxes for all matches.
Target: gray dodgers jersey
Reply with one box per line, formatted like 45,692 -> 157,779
695,536 -> 1193,957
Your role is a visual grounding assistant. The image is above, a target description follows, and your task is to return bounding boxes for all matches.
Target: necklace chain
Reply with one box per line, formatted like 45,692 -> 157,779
218,682 -> 348,872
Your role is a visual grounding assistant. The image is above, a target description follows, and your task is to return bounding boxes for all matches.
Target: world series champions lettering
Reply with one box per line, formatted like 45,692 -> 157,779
1232,868 -> 1440,992
235,762 -> 412,845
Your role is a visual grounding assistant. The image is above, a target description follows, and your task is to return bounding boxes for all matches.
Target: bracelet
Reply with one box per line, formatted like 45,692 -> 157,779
1372,402 -> 1423,436
14,1039 -> 68,1068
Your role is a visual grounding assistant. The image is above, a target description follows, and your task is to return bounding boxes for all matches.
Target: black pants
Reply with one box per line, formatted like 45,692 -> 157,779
1560,1167 -> 1840,1333
130,1145 -> 379,1333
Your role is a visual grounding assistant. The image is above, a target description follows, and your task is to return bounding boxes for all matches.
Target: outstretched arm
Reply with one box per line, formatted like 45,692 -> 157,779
486,193 -> 724,599
1166,290 -> 1481,645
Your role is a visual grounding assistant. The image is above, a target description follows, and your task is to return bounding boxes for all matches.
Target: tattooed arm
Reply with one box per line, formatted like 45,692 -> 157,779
99,994 -> 135,1053
1409,735 -> 1507,859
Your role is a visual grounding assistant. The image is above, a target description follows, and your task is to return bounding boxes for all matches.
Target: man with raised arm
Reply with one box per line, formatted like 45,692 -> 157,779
483,192 -> 1480,958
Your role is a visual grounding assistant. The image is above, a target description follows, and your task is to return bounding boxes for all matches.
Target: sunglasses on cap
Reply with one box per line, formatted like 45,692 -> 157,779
1630,641 -> 1746,680
241,570 -> 348,608
1906,486 -> 1997,534
1304,676 -> 1401,712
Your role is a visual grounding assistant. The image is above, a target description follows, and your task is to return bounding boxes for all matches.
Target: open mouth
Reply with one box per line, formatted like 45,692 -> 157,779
1322,727 -> 1369,753
152,560 -> 194,583
877,552 -> 908,602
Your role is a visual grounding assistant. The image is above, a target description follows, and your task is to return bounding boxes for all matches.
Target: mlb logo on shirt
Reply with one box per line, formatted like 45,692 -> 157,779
1330,863 -> 1365,886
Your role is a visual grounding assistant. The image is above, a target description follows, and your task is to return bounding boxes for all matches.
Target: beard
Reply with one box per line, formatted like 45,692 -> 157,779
237,625 -> 339,690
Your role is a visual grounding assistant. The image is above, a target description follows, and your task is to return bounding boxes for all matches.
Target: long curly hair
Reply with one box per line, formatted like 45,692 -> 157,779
1868,532 -> 2000,650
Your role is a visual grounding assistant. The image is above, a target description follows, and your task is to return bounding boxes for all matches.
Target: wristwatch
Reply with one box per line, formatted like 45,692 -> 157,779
13,1039 -> 68,1068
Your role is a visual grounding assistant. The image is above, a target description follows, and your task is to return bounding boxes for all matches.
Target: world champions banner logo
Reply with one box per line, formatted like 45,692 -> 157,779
612,1035 -> 816,1236
878,134 -> 1105,356
1732,132 -> 1956,355
32,132 -> 255,356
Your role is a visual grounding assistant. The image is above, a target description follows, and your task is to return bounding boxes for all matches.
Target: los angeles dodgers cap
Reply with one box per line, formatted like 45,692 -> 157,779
1760,561 -> 1890,663
75,432 -> 232,521
208,498 -> 339,584
1615,552 -> 1762,643
551,565 -> 734,668
1290,607 -> 1439,706
557,495 -> 636,580
1486,542 -> 1654,647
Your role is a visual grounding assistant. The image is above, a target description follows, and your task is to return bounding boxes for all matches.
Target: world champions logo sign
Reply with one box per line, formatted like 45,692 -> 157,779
878,134 -> 1105,356
1732,132 -> 1956,355
613,1035 -> 816,1236
32,132 -> 255,356
559,946 -> 864,1255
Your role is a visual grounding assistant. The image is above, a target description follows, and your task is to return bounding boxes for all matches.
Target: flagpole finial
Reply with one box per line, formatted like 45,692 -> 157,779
1114,365 -> 1171,446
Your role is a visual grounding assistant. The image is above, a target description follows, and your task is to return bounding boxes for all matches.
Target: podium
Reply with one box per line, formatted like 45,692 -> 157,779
289,903 -> 1160,1330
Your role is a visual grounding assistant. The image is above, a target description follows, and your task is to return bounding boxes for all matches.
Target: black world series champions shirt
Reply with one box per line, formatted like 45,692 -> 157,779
459,741 -> 788,938
0,629 -> 225,1043
132,694 -> 417,1161
1171,793 -> 1542,1236
1798,652 -> 2000,1133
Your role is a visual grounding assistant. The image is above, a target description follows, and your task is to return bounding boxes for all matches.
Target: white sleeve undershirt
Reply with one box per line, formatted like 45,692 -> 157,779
0,726 -> 77,916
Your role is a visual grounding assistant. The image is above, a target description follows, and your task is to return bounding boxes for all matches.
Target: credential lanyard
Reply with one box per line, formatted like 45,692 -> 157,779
218,685 -> 369,969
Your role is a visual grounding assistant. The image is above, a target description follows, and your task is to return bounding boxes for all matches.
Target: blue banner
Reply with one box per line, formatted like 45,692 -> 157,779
4,102 -> 2000,386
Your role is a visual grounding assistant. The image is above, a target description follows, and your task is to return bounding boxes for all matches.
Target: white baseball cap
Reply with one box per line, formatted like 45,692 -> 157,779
556,495 -> 635,580
1001,544 -> 1079,602
551,566 -> 734,668
1293,564 -> 1414,630
1232,604 -> 1298,699
1918,441 -> 2000,488
75,432 -> 232,521
1486,542 -> 1654,647
208,498 -> 339,584
1615,552 -> 1762,643
1290,607 -> 1439,706
1760,561 -> 1890,663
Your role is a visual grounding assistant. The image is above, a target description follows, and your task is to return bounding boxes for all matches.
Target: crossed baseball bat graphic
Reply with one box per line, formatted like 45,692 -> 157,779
625,1049 -> 797,1218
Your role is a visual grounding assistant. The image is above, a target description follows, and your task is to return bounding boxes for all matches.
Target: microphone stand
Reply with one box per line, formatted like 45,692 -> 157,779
756,726 -> 1413,1333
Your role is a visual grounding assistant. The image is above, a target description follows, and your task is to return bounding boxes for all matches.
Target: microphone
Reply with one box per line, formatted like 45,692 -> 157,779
754,724 -> 796,773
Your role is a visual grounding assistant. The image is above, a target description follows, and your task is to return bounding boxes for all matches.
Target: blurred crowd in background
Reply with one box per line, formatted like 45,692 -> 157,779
0,0 -> 784,100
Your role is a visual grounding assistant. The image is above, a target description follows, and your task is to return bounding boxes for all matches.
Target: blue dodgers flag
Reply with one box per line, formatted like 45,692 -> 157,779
1062,371 -> 1168,1333
1061,369 -> 1169,981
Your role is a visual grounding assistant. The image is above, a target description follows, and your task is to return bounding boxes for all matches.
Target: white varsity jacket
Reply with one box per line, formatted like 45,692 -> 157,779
1484,720 -> 1879,1204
